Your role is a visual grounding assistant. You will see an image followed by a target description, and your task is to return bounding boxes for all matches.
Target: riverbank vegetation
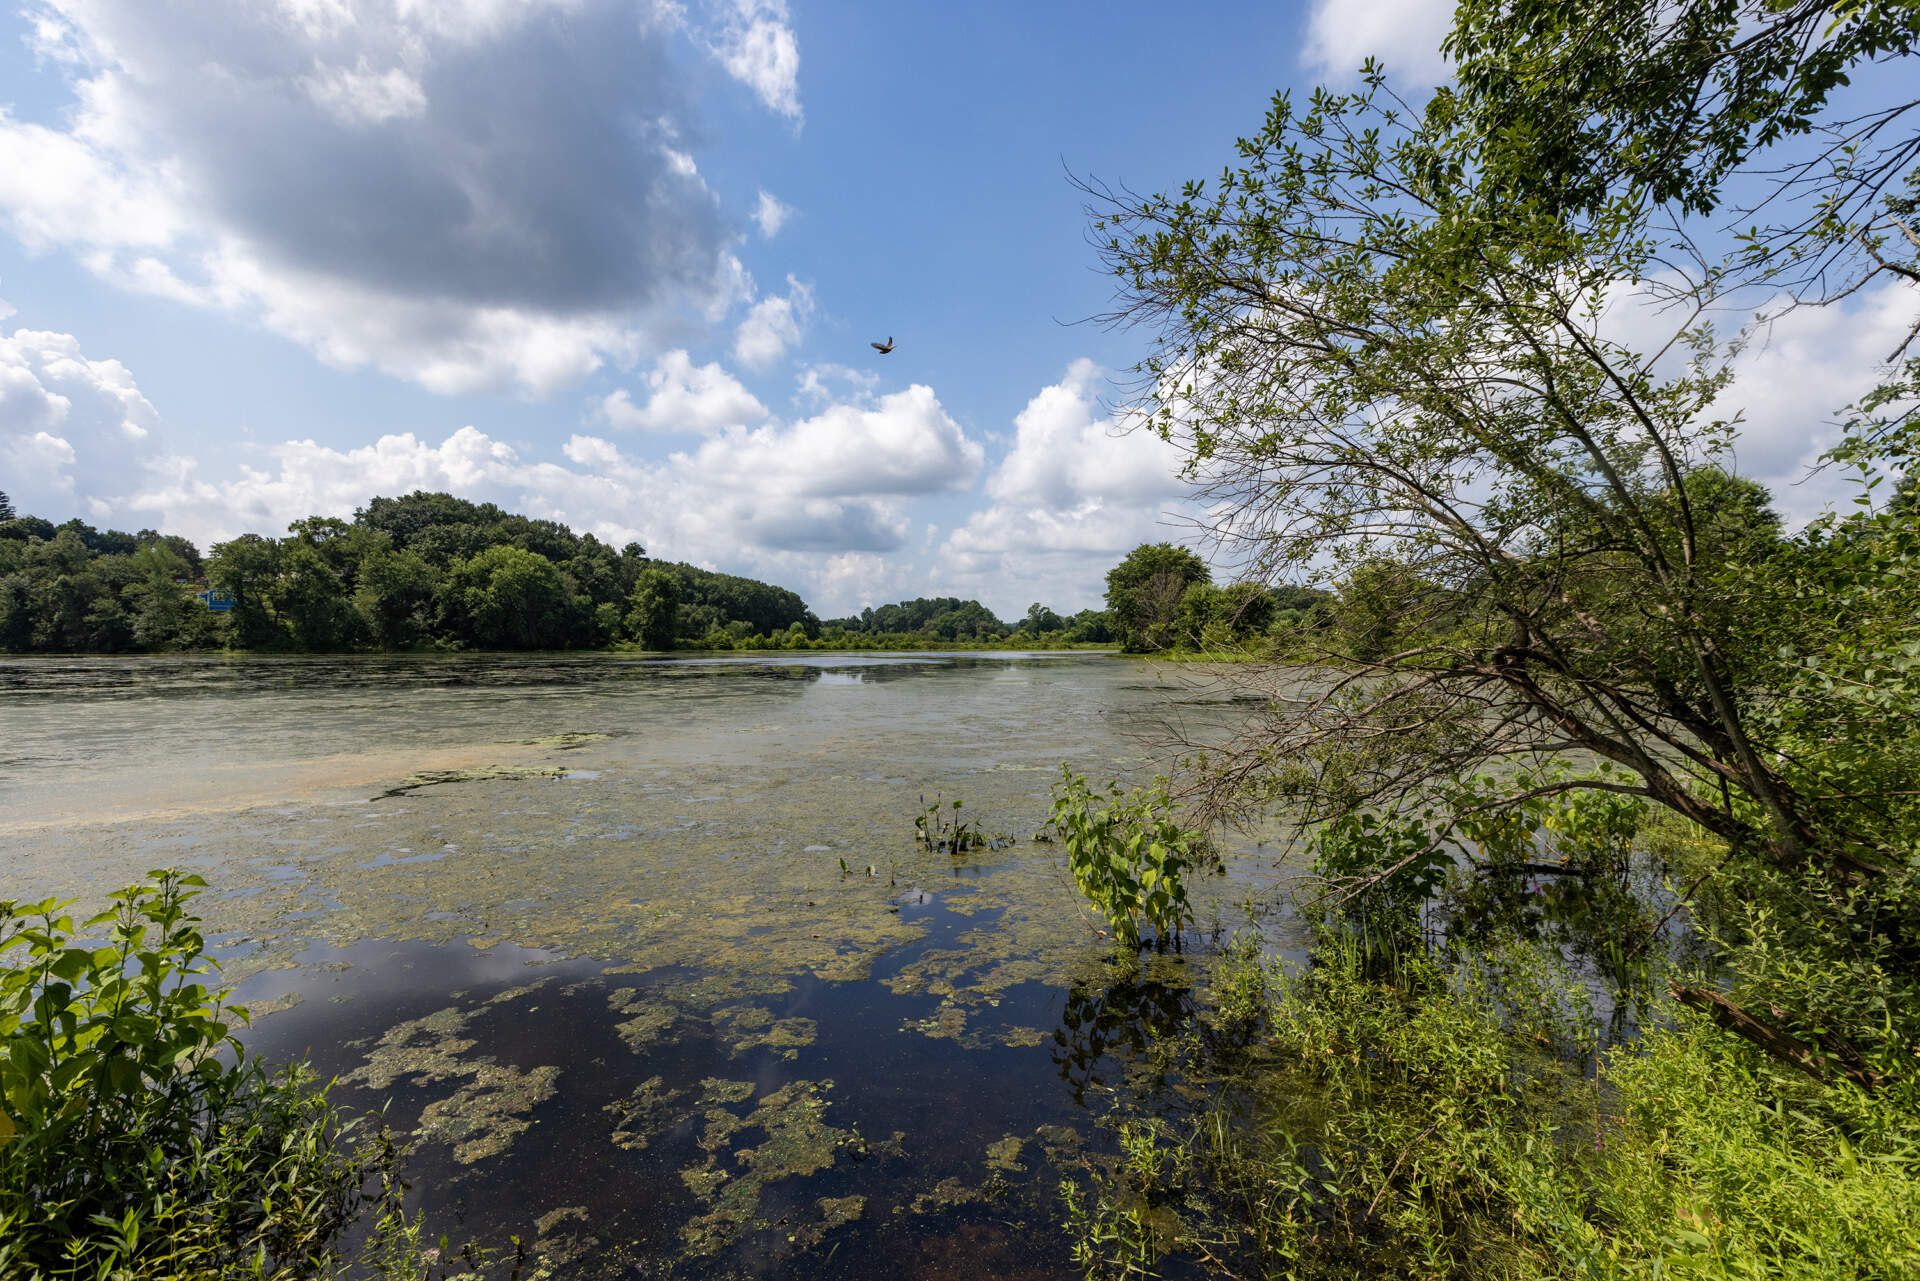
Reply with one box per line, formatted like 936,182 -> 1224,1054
1057,0 -> 1920,1275
0,872 -> 432,1280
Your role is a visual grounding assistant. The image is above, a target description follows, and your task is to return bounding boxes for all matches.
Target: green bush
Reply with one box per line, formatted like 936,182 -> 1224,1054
0,870 -> 424,1280
1049,766 -> 1207,947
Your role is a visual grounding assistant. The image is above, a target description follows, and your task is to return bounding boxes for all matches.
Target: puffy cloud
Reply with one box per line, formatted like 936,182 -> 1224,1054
682,383 -> 981,501
598,349 -> 768,434
939,360 -> 1193,609
1596,278 -> 1919,524
1,327 -> 161,514
707,0 -> 802,121
752,188 -> 793,238
0,0 -> 771,394
986,359 -> 1187,508
115,376 -> 980,591
1300,0 -> 1453,84
733,274 -> 813,369
0,107 -> 185,254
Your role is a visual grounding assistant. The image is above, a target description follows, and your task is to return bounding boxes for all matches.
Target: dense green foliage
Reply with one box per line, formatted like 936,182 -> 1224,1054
1064,930 -> 1920,1280
0,872 -> 423,1280
0,490 -> 820,653
1098,542 -> 1330,655
1059,0 -> 1920,1276
0,487 -> 1125,655
1049,767 -> 1208,948
1103,543 -> 1210,652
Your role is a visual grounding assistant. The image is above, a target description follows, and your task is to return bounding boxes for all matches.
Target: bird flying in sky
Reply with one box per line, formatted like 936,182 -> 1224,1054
871,336 -> 895,354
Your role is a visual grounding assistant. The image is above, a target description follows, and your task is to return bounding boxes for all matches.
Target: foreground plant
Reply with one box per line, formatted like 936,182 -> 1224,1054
913,793 -> 1013,854
0,870 -> 428,1280
1050,766 -> 1207,947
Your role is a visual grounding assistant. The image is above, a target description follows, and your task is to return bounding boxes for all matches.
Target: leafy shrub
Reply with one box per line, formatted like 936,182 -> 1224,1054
0,870 -> 423,1280
1049,766 -> 1207,947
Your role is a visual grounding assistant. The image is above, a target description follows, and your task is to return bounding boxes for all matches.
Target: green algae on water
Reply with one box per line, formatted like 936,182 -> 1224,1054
341,1003 -> 561,1165
677,1078 -> 849,1258
605,1076 -> 685,1152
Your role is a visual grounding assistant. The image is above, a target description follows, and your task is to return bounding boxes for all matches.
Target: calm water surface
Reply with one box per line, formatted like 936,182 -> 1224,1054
2,652 -> 1303,1279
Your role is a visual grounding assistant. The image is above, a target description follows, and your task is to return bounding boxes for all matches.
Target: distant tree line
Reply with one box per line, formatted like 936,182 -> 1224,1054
1102,541 -> 1334,654
816,597 -> 1114,647
0,490 -> 819,653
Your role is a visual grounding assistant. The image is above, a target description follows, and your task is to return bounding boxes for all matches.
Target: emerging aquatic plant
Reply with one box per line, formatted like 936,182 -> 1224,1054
1049,765 -> 1202,948
913,794 -> 1013,854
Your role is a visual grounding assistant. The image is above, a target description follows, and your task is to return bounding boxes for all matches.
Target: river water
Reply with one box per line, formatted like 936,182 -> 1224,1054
1,652 -> 1303,1279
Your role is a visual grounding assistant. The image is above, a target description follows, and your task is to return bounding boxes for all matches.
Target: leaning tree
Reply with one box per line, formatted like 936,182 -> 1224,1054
1084,2 -> 1920,1080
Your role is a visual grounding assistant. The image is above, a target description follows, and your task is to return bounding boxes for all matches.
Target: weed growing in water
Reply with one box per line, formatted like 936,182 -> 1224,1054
913,793 -> 1014,854
1049,765 -> 1208,948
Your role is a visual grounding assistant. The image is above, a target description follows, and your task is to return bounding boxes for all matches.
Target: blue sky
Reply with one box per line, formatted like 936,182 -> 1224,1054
0,0 -> 1907,617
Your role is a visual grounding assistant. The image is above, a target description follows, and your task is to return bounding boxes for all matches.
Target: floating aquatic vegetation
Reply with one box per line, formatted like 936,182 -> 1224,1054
343,1007 -> 478,1090
698,1077 -> 756,1106
901,1176 -> 995,1217
512,732 -> 614,750
716,1006 -> 817,1057
246,990 -> 305,1017
342,1003 -> 561,1165
1033,1123 -> 1087,1168
372,765 -> 568,799
606,987 -> 678,1052
791,1194 -> 867,1249
904,1003 -> 968,1040
984,1135 -> 1027,1173
677,1078 -> 849,1258
416,1062 -> 561,1164
531,1205 -> 598,1271
605,1075 -> 685,1152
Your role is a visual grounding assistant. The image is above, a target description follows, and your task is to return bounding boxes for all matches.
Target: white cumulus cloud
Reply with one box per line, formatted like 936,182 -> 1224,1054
598,349 -> 769,434
733,275 -> 814,370
1301,0 -> 1454,84
1,326 -> 161,514
940,359 -> 1195,610
708,0 -> 802,121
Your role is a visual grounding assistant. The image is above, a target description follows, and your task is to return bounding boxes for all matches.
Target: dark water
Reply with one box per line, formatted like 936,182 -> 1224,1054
4,651 -> 1298,1278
